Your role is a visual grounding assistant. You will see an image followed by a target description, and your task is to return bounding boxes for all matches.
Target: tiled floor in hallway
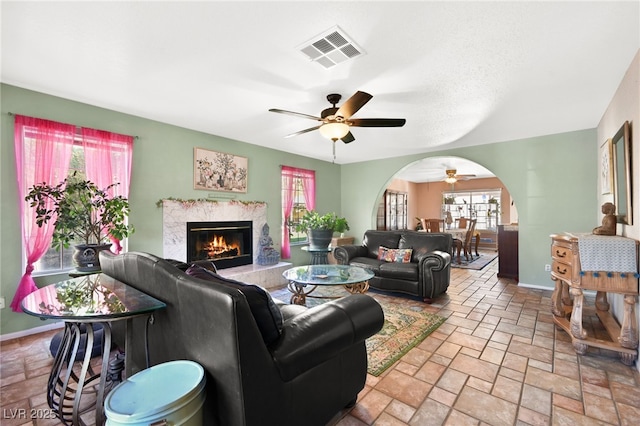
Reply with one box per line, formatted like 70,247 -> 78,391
1,256 -> 639,425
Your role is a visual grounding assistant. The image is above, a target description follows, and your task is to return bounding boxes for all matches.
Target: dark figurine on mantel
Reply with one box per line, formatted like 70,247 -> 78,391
592,202 -> 617,236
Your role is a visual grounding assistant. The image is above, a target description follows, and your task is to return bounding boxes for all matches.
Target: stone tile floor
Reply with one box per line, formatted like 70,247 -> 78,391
1,257 -> 639,425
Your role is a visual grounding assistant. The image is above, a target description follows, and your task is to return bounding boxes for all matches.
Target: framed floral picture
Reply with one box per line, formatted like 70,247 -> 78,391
194,148 -> 248,193
600,138 -> 613,195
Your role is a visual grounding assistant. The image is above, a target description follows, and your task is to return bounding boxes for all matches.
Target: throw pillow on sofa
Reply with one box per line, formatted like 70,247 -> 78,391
185,265 -> 284,345
166,258 -> 192,271
377,246 -> 413,263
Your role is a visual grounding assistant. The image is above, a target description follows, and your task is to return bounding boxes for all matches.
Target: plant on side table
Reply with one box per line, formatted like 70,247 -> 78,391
25,172 -> 135,272
295,210 -> 349,250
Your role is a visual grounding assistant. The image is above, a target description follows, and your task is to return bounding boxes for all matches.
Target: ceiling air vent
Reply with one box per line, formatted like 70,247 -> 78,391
297,26 -> 365,69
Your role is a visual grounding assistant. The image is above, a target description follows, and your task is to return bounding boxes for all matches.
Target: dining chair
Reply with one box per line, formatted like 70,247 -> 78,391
427,218 -> 443,233
457,217 -> 468,229
463,219 -> 477,261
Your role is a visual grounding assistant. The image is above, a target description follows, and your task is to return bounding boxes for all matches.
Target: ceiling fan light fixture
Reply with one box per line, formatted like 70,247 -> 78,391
319,122 -> 350,141
444,176 -> 457,184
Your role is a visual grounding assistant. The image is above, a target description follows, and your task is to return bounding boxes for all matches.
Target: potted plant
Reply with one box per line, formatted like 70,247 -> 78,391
25,172 -> 135,272
294,210 -> 349,250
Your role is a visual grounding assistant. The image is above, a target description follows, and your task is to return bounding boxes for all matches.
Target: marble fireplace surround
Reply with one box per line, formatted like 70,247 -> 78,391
161,199 -> 290,288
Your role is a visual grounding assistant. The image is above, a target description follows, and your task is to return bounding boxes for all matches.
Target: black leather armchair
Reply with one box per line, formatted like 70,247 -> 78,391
99,251 -> 384,426
334,230 -> 452,303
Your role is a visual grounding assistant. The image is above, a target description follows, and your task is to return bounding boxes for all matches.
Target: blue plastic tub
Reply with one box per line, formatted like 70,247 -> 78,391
105,360 -> 206,426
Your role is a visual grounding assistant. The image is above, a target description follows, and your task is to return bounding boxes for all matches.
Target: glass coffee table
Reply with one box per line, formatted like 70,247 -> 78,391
282,264 -> 374,305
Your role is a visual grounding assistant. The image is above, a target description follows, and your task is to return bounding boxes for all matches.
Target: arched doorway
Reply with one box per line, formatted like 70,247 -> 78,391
374,156 -> 518,253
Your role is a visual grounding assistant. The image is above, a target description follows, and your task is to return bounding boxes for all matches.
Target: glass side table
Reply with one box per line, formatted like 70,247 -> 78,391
21,274 -> 166,426
301,246 -> 333,265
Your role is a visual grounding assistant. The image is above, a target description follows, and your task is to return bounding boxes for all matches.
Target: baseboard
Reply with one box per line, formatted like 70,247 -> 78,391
0,321 -> 64,343
517,282 -> 553,291
517,281 -> 599,297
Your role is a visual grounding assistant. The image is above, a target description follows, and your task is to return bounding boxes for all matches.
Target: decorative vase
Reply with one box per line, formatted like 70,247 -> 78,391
308,229 -> 333,250
73,243 -> 112,272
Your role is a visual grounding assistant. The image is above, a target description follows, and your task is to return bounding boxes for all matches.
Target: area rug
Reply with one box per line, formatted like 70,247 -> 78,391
364,299 -> 446,376
451,251 -> 498,270
271,286 -> 446,376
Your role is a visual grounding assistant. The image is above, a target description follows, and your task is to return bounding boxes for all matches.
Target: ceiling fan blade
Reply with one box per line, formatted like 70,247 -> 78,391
341,132 -> 355,144
269,108 -> 323,121
284,125 -> 321,138
349,118 -> 406,127
335,91 -> 373,120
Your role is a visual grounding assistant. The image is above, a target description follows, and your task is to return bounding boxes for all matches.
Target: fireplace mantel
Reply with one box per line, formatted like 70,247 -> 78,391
162,199 -> 268,262
161,199 -> 290,288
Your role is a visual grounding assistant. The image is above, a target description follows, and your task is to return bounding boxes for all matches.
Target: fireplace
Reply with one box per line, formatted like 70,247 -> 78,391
187,221 -> 253,270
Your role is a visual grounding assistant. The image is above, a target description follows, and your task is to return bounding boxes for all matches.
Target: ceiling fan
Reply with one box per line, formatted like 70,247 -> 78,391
269,91 -> 406,159
443,169 -> 476,184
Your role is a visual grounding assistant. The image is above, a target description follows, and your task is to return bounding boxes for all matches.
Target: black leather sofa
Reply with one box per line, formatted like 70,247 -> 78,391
99,251 -> 384,426
333,230 -> 452,303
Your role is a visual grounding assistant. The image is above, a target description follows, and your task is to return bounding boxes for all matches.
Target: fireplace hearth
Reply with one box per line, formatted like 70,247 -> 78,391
187,221 -> 252,270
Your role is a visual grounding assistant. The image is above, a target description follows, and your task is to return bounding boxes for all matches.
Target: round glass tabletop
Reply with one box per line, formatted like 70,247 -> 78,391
283,264 -> 374,286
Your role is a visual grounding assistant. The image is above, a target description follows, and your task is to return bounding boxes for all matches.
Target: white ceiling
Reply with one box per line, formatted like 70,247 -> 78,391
2,1 -> 639,182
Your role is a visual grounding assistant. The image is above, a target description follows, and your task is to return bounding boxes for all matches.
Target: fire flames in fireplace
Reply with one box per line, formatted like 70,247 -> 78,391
203,235 -> 240,259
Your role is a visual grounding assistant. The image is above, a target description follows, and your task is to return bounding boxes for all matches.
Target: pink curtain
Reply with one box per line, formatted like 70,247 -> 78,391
11,115 -> 75,312
281,167 -> 296,259
300,169 -> 316,211
281,166 -> 316,258
82,129 -> 133,253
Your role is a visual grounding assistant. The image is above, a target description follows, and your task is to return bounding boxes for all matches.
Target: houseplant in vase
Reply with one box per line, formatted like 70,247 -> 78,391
295,210 -> 349,250
25,172 -> 135,272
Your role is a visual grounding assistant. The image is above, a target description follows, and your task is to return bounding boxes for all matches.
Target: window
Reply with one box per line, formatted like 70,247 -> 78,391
442,189 -> 501,230
287,178 -> 309,244
37,144 -> 87,272
281,166 -> 315,258
15,115 -> 133,275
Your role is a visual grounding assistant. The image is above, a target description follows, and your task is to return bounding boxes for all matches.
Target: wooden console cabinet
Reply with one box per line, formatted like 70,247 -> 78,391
497,225 -> 518,280
550,233 -> 639,365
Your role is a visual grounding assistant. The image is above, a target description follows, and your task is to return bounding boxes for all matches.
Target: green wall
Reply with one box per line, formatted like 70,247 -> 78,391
340,129 -> 597,288
0,83 -> 597,336
0,84 -> 341,335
